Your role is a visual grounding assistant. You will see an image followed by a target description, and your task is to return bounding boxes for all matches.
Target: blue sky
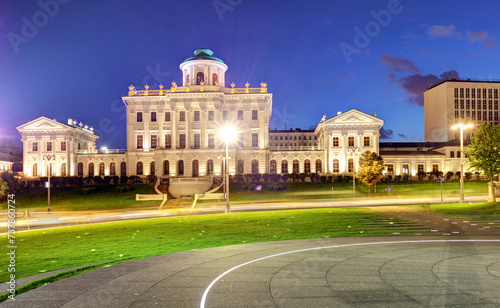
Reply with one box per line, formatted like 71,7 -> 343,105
1,0 -> 500,148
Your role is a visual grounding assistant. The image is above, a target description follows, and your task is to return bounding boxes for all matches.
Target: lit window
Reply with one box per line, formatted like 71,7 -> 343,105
32,142 -> 38,152
165,135 -> 171,149
137,135 -> 143,149
151,112 -> 157,122
165,112 -> 171,121
179,134 -> 186,149
151,135 -> 157,149
180,111 -> 185,122
47,142 -> 52,152
348,137 -> 354,147
61,141 -> 66,151
208,134 -> 214,149
364,136 -> 370,147
137,112 -> 143,122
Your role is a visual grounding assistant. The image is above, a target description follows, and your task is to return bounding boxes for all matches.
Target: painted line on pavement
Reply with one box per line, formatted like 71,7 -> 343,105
200,239 -> 500,308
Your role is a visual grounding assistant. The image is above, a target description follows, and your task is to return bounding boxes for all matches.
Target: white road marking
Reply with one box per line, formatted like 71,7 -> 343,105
199,239 -> 500,308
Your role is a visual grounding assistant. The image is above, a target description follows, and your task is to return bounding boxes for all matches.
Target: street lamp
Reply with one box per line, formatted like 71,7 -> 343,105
219,126 -> 236,213
348,146 -> 360,197
452,123 -> 473,203
43,154 -> 55,213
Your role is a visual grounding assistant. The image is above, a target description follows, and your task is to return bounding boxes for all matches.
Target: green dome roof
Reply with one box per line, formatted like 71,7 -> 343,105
183,48 -> 225,64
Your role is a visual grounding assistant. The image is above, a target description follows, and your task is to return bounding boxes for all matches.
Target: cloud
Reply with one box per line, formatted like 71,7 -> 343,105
398,70 -> 460,106
425,25 -> 497,49
379,127 -> 393,140
467,31 -> 498,49
381,55 -> 420,73
426,25 -> 460,37
397,133 -> 407,138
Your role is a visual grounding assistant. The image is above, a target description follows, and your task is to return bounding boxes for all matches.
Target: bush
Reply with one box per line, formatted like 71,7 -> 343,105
234,174 -> 244,183
320,175 -> 327,183
81,187 -> 97,194
262,173 -> 270,182
251,173 -> 261,182
242,183 -> 256,191
147,174 -> 157,184
244,174 -> 253,183
111,176 -> 120,185
269,183 -> 287,191
33,180 -> 41,188
402,174 -> 409,183
119,175 -> 129,184
417,171 -> 426,181
465,172 -> 473,180
446,171 -> 454,180
116,186 -> 135,193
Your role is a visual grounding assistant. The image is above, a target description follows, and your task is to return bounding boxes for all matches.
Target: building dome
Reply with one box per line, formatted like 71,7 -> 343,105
179,48 -> 228,86
182,48 -> 225,64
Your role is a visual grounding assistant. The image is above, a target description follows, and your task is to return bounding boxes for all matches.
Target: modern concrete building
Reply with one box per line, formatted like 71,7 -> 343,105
424,79 -> 500,142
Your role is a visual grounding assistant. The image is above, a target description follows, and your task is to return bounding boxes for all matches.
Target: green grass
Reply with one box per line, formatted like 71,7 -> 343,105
0,208 -> 424,284
419,202 -> 500,220
224,181 -> 488,202
2,184 -> 159,211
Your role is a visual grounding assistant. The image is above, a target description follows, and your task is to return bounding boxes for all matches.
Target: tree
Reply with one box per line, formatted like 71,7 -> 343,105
465,123 -> 500,202
355,151 -> 384,195
0,177 -> 9,199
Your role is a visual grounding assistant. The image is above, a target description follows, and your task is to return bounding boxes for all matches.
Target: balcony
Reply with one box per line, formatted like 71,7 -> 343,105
127,82 -> 269,96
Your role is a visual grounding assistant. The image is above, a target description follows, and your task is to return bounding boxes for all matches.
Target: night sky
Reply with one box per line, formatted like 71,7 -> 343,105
1,0 -> 500,149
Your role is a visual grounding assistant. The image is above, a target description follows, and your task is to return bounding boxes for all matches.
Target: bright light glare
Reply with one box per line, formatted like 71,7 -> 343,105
220,126 -> 236,142
452,123 -> 473,130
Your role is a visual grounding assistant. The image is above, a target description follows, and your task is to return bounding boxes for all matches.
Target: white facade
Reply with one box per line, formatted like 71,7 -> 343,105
17,49 -> 474,179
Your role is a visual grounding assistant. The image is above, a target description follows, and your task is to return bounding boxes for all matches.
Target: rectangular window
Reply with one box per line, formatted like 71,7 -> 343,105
208,111 -> 214,121
32,142 -> 38,151
137,112 -> 143,122
179,134 -> 186,149
471,88 -> 475,98
472,111 -> 476,120
457,151 -> 461,158
454,99 -> 458,109
460,110 -> 464,118
252,110 -> 258,120
495,111 -> 498,121
194,111 -> 200,121
465,88 -> 470,98
450,151 -> 454,158
459,88 -> 464,98
137,135 -> 143,149
489,100 -> 493,110
151,112 -> 157,122
238,110 -> 243,120
165,135 -> 171,149
495,101 -> 498,110
364,136 -> 370,147
466,100 -> 470,109
208,134 -> 214,149
455,110 -> 459,119
489,89 -> 492,99
466,110 -> 470,119
402,164 -> 409,174
417,164 -> 424,172
471,100 -> 476,109
194,134 -> 200,148
332,137 -> 339,147
478,111 -> 481,121
483,100 -> 487,109
484,111 -> 487,120
223,111 -> 228,121
483,89 -> 487,99
460,100 -> 464,109
478,101 -> 482,110
179,111 -> 185,122
495,89 -> 499,99
489,111 -> 493,121
348,136 -> 354,147
432,164 -> 439,172
151,135 -> 157,149
252,133 -> 258,147
165,112 -> 171,121
47,142 -> 52,151
237,133 -> 244,147
61,141 -> 66,151
477,89 -> 482,98
387,164 -> 394,173
454,88 -> 458,98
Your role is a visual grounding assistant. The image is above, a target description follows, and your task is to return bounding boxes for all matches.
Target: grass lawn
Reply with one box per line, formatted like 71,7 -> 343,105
419,202 -> 500,220
0,207 -> 425,284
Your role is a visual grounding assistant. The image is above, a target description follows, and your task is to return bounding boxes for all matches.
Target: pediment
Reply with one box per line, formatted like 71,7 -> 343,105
322,109 -> 384,126
17,117 -> 69,132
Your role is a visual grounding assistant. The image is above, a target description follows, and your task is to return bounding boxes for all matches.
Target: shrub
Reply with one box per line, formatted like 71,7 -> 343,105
242,183 -> 256,191
116,186 -> 135,193
402,174 -> 409,183
262,173 -> 270,182
81,187 -> 97,194
269,183 -> 287,191
244,174 -> 253,183
119,175 -> 128,184
33,180 -> 41,188
111,176 -> 120,185
251,173 -> 261,182
464,172 -> 473,180
234,174 -> 244,183
299,173 -> 307,182
320,175 -> 327,183
446,171 -> 454,180
417,171 -> 426,181
147,174 -> 157,184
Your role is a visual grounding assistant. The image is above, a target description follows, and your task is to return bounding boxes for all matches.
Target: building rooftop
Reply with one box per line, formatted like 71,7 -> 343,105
426,78 -> 500,91
182,48 -> 225,64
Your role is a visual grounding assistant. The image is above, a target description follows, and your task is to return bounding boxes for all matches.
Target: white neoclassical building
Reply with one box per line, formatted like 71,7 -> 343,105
17,48 -> 472,180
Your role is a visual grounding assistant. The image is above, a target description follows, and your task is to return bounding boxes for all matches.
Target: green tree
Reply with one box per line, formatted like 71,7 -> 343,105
465,123 -> 500,202
0,177 -> 8,199
355,151 -> 384,195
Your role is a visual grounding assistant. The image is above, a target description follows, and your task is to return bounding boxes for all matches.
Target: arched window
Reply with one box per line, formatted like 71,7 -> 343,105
212,73 -> 218,85
316,159 -> 322,173
88,162 -> 94,176
293,159 -> 299,174
163,160 -> 169,176
178,160 -> 184,176
136,162 -> 143,176
238,160 -> 244,174
33,163 -> 38,177
120,162 -> 127,176
304,159 -> 311,174
251,160 -> 259,174
61,163 -> 67,177
192,160 -> 199,177
110,162 -> 116,176
197,72 -> 204,85
332,159 -> 339,173
281,160 -> 288,174
207,159 -> 214,175
270,160 -> 277,174
99,162 -> 105,176
150,161 -> 155,175
348,158 -> 353,173
77,162 -> 83,176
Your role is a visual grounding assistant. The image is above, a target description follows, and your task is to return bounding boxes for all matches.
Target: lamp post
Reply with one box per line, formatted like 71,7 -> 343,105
452,123 -> 473,203
43,154 -> 55,213
348,146 -> 359,197
219,126 -> 236,213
